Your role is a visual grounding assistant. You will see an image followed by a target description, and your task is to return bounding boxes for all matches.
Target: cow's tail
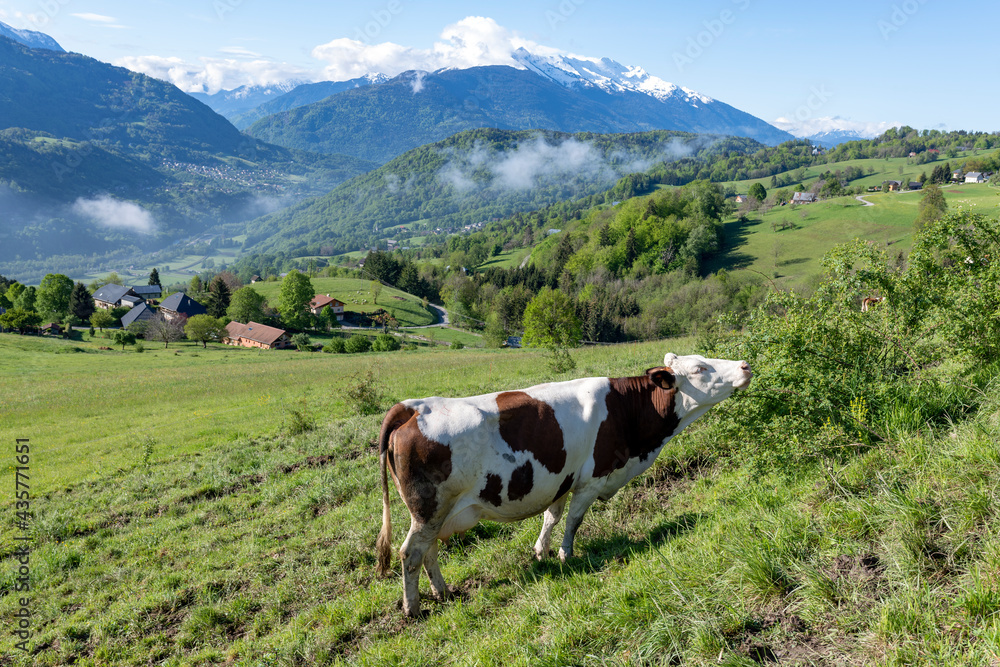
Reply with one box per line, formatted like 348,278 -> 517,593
376,405 -> 405,577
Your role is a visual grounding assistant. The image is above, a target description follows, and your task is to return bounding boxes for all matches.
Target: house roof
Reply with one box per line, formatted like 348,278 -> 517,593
131,285 -> 162,297
310,294 -> 336,309
791,192 -> 817,202
227,320 -> 288,346
966,172 -> 983,178
121,302 -> 154,328
93,284 -> 132,304
160,292 -> 207,317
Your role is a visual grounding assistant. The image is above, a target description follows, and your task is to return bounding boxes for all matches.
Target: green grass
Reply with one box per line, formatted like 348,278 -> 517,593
2,333 -> 999,664
247,277 -> 436,328
399,326 -> 484,347
705,184 -> 1000,289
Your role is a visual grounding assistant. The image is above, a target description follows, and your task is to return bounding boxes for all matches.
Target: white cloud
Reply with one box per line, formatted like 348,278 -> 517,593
71,13 -> 128,29
114,55 -> 308,93
772,115 -> 902,139
117,16 -> 569,94
218,46 -> 262,58
311,16 -> 561,81
73,196 -> 156,234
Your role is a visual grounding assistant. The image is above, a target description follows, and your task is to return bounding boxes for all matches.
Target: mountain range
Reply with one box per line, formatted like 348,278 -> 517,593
242,58 -> 791,164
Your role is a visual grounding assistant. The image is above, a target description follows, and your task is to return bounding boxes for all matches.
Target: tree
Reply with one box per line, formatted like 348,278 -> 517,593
184,314 -> 226,348
148,268 -> 162,288
227,287 -> 267,323
318,305 -> 335,331
190,275 -> 203,295
0,308 -> 41,334
914,183 -> 948,232
522,287 -> 583,373
14,286 -> 36,312
37,273 -> 74,320
624,227 -> 638,269
111,329 -> 136,351
372,334 -> 401,352
371,280 -> 383,305
749,182 -> 767,203
277,270 -> 314,330
345,334 -> 372,353
146,313 -> 184,348
70,282 -> 95,321
207,276 -> 231,318
89,309 -> 117,331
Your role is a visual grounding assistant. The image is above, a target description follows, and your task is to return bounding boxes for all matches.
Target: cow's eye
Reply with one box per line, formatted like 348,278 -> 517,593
696,366 -> 708,373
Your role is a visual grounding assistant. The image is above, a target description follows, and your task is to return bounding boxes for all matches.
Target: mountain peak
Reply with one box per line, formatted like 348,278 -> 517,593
509,47 -> 714,107
0,20 -> 64,52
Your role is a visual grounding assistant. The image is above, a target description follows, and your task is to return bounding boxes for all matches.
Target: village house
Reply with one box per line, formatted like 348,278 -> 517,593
965,171 -> 989,184
121,302 -> 155,329
309,294 -> 346,321
131,285 -> 162,302
791,192 -> 818,204
159,292 -> 207,323
883,180 -> 902,192
224,321 -> 292,349
92,284 -> 140,310
734,194 -> 750,203
40,322 -> 62,336
908,182 -> 923,190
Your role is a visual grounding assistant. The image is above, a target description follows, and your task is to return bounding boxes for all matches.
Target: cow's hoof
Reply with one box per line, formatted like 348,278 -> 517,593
558,548 -> 571,563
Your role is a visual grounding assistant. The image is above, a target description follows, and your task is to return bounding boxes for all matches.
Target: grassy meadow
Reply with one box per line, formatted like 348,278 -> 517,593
704,183 -> 1000,288
245,277 -> 437,328
2,324 -> 1000,665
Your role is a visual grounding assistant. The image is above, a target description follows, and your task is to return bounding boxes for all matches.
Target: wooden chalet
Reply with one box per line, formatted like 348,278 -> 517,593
224,321 -> 292,349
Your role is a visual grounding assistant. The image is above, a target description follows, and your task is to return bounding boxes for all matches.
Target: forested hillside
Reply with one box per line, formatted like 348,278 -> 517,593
241,129 -> 764,256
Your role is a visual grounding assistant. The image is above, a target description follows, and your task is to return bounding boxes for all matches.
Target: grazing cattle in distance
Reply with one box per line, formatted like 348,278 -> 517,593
376,353 -> 753,617
861,296 -> 885,312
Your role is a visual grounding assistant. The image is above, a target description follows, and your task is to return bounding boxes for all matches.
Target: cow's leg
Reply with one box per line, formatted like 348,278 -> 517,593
557,487 -> 601,562
422,539 -> 448,600
533,496 -> 568,561
399,515 -> 449,616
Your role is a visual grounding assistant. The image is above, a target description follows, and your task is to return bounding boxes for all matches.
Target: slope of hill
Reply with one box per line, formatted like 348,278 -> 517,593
242,128 -> 763,255
247,65 -> 791,163
0,35 -> 377,282
228,75 -> 389,129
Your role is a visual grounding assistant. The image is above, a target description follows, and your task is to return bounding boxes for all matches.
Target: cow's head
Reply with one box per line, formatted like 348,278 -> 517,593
661,353 -> 752,417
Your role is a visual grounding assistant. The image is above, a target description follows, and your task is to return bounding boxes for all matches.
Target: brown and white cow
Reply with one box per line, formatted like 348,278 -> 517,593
376,353 -> 752,616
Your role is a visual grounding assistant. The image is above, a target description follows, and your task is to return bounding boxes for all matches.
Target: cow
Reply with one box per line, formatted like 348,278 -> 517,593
376,353 -> 752,617
861,296 -> 885,312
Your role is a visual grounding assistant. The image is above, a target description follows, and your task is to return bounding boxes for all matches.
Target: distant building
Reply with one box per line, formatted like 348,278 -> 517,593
882,180 -> 902,192
309,294 -> 346,320
131,285 -> 162,301
224,321 -> 292,349
791,192 -> 818,204
121,302 -> 155,329
965,172 -> 989,184
735,194 -> 750,203
93,284 -> 140,310
159,292 -> 207,323
908,182 -> 923,190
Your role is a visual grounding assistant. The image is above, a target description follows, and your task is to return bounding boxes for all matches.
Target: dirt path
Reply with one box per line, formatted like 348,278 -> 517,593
855,195 -> 875,207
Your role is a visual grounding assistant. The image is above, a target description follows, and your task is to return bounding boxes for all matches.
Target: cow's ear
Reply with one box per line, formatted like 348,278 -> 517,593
646,366 -> 676,390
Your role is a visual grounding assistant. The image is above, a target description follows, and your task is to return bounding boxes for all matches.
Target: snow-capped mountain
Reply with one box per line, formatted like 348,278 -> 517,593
190,80 -> 308,117
510,47 -> 713,107
772,116 -> 898,147
226,74 -> 390,129
0,20 -> 64,52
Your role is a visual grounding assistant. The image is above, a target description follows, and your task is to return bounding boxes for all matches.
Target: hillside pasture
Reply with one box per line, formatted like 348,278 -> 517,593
246,276 -> 436,328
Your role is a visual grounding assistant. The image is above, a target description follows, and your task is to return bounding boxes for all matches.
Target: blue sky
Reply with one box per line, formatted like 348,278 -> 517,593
1,0 -> 995,136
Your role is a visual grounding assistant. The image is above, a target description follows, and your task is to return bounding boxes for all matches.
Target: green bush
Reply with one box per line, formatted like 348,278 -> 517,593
290,332 -> 312,351
323,338 -> 347,354
341,365 -> 385,415
372,334 -> 400,352
344,334 -> 371,354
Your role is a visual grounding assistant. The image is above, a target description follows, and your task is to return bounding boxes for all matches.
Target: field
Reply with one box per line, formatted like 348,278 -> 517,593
245,276 -> 437,328
704,184 -> 1000,287
3,326 -> 1000,665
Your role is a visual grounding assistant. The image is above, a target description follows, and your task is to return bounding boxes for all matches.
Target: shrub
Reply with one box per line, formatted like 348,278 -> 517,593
451,340 -> 465,350
134,341 -> 144,353
323,338 -> 347,354
290,332 -> 312,351
341,365 -> 385,415
372,334 -> 400,352
344,334 -> 371,354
